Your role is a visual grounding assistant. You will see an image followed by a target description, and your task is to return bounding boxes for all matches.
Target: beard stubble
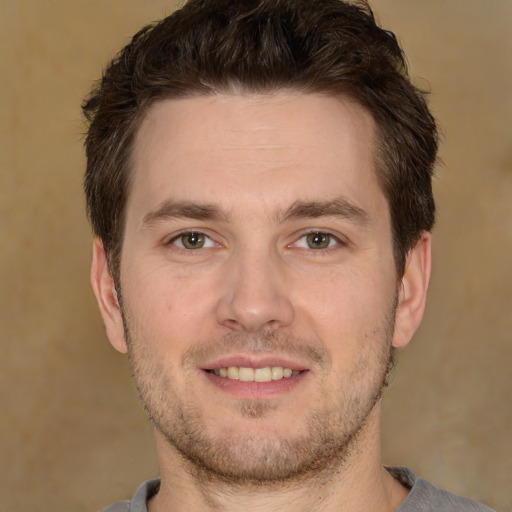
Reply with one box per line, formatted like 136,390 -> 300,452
121,303 -> 396,488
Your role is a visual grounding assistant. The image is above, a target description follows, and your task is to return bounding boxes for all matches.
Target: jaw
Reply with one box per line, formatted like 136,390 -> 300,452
151,397 -> 387,512
150,365 -> 385,483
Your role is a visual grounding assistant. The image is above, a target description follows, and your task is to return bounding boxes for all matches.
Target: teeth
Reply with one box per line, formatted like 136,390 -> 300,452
227,367 -> 239,379
239,367 -> 254,382
271,367 -> 284,380
254,367 -> 271,382
211,366 -> 299,382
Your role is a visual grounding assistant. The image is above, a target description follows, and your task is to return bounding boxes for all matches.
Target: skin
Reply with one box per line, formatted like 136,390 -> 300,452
92,92 -> 431,512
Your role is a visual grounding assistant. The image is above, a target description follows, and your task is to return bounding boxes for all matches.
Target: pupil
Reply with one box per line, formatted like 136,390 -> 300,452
307,232 -> 329,249
184,232 -> 204,248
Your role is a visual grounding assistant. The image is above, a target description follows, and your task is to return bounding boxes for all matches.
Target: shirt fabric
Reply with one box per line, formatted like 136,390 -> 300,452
100,467 -> 495,512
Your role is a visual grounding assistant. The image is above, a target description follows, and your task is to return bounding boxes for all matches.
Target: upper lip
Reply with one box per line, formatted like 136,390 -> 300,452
201,355 -> 309,372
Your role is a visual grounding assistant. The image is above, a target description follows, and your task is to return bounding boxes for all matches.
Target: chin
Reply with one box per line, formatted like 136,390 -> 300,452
151,390 -> 381,486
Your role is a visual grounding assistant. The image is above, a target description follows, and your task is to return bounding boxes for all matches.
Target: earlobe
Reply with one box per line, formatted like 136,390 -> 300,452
90,238 -> 128,354
392,232 -> 432,348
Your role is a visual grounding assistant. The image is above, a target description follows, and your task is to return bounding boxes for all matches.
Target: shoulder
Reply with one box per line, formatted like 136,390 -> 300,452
389,467 -> 496,512
100,479 -> 161,512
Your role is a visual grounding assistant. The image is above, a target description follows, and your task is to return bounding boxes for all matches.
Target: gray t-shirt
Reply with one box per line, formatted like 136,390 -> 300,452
101,467 -> 495,512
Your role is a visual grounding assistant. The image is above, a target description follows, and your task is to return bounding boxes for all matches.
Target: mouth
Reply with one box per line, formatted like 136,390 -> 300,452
200,356 -> 310,398
207,366 -> 302,382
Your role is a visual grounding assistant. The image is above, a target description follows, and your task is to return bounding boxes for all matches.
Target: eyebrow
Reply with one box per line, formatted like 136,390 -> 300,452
280,197 -> 370,226
141,196 -> 370,229
141,200 -> 228,228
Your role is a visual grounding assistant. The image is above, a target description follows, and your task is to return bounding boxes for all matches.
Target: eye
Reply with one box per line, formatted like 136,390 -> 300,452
171,231 -> 215,250
294,231 -> 339,250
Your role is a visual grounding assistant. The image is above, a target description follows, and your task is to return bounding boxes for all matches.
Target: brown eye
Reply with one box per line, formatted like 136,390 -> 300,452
305,232 -> 332,249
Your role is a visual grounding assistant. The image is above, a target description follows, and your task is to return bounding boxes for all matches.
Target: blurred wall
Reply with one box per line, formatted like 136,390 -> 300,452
0,1 -> 510,511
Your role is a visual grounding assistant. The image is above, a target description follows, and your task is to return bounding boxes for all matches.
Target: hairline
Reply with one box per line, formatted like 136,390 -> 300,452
108,86 -> 403,285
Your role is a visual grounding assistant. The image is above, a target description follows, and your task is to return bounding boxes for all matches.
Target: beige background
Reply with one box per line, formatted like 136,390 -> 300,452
1,1 -> 511,511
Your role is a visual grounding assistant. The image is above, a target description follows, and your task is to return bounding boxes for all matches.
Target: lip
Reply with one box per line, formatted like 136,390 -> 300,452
198,354 -> 310,399
202,368 -> 309,399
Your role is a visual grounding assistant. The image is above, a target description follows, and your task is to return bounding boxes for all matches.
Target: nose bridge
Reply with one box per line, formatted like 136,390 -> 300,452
216,241 -> 294,332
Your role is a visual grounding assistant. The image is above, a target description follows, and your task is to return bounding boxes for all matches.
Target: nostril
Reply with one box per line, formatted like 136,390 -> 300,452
216,295 -> 295,332
214,258 -> 295,331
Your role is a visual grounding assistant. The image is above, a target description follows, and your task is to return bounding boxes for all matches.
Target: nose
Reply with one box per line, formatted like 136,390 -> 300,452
215,247 -> 295,332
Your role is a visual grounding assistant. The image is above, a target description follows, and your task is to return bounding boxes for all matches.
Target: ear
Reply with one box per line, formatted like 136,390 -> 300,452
90,238 -> 128,353
392,232 -> 432,348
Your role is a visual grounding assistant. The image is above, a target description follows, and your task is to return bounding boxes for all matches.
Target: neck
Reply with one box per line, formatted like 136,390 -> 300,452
148,405 -> 408,512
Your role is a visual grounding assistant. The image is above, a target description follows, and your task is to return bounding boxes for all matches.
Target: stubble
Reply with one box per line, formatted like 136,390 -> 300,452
120,304 -> 396,488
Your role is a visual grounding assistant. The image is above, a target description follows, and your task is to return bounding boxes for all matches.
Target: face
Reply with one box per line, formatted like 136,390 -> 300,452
92,92 -> 430,484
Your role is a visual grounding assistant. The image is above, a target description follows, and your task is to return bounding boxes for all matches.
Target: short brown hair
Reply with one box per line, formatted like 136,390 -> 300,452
83,0 -> 438,283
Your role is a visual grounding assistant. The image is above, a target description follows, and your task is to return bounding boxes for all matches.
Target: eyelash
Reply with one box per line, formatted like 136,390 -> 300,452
165,229 -> 345,252
291,231 -> 344,251
166,230 -> 217,250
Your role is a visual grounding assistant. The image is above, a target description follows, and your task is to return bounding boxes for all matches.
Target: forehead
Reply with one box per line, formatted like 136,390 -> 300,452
128,92 -> 385,221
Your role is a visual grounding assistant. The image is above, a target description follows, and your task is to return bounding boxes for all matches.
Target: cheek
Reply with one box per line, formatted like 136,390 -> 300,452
121,264 -> 220,343
294,266 -> 395,340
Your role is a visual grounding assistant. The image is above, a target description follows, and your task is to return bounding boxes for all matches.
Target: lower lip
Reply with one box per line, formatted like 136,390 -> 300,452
202,370 -> 308,399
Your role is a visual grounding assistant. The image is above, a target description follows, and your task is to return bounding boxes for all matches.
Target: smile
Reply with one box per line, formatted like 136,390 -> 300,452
209,366 -> 301,382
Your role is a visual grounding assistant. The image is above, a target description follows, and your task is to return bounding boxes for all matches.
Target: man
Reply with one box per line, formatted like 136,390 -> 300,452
83,1 -> 495,511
